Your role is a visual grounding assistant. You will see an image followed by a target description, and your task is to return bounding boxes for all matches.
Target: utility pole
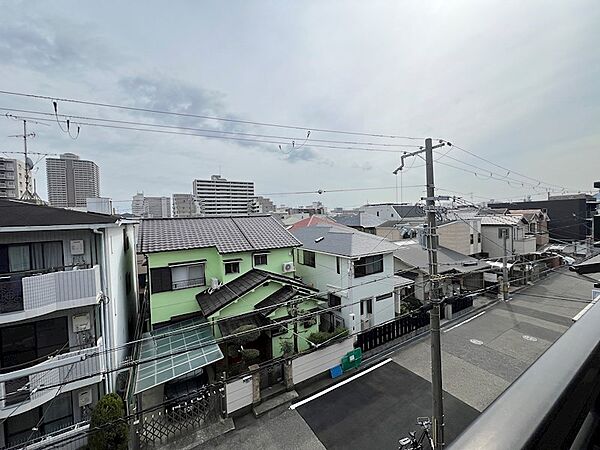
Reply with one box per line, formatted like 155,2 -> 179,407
7,118 -> 43,202
501,228 -> 509,301
394,138 -> 449,449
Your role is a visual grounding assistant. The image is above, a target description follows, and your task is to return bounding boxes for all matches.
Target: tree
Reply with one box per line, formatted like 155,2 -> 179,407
89,393 -> 129,450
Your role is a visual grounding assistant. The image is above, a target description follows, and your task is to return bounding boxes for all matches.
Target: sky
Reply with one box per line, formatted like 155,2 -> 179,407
1,0 -> 599,212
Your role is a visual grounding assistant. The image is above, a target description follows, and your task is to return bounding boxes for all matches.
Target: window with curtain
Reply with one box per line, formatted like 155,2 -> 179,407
8,245 -> 30,272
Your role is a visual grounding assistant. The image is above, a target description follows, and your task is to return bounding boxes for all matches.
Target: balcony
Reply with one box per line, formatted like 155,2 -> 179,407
0,266 -> 100,323
0,344 -> 104,418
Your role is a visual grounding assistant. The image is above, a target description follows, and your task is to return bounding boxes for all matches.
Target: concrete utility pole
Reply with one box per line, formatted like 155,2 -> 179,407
394,138 -> 449,449
502,228 -> 509,301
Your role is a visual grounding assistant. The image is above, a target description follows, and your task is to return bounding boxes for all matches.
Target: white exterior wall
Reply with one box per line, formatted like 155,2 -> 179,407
295,249 -> 396,331
360,204 -> 398,221
103,224 -> 138,387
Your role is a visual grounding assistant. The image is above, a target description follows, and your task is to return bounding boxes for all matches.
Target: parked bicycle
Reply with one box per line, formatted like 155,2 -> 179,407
398,417 -> 434,450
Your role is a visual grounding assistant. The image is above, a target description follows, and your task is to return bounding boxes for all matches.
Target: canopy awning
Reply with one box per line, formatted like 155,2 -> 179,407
134,317 -> 223,394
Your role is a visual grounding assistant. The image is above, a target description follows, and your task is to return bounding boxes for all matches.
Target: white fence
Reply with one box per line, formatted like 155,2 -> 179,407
225,377 -> 253,414
292,339 -> 354,385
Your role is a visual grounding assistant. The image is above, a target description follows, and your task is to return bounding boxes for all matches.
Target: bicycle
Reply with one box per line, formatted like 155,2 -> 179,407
398,417 -> 434,450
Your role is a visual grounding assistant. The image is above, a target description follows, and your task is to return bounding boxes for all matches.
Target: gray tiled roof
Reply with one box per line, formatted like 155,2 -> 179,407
137,215 -> 301,254
195,269 -> 317,316
254,286 -> 298,316
392,204 -> 426,217
290,223 -> 399,257
393,241 -> 489,274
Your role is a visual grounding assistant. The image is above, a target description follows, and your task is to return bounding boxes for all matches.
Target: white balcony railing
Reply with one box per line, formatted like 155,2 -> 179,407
0,344 -> 104,417
0,266 -> 101,322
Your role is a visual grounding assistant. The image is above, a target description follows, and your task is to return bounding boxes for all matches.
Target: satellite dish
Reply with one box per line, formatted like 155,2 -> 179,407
25,157 -> 34,170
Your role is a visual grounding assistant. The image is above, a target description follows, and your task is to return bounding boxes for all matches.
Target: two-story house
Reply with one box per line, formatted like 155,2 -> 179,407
479,214 -> 537,259
0,199 -> 137,449
134,215 -> 320,406
290,219 -> 400,332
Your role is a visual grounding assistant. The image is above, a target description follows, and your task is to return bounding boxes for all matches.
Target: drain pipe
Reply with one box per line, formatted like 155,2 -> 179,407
93,228 -> 113,393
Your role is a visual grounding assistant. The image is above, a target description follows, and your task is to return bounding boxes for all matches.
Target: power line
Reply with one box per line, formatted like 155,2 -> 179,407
0,90 -> 427,140
3,114 -> 410,154
1,107 -> 422,149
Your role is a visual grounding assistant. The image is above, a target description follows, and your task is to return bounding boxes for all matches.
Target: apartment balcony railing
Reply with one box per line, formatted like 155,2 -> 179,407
0,265 -> 100,322
449,291 -> 600,449
0,344 -> 103,417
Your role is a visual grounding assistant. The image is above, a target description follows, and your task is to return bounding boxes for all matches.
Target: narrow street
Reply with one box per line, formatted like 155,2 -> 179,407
200,269 -> 595,449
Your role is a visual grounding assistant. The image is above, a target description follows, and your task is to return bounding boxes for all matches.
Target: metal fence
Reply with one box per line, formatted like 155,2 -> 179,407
355,311 -> 430,352
135,382 -> 225,449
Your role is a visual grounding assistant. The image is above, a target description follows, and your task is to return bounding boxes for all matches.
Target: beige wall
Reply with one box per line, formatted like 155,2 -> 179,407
437,220 -> 482,255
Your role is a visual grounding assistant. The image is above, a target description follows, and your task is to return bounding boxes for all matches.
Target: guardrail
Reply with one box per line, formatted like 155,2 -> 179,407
448,291 -> 600,449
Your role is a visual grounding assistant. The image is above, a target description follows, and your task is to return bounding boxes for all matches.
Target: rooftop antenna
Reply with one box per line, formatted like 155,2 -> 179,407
7,116 -> 48,203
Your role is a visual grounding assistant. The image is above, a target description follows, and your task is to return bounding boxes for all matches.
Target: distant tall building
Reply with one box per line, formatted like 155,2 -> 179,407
0,157 -> 28,199
253,196 -> 275,213
132,193 -> 171,218
46,153 -> 100,207
172,193 -> 198,217
193,175 -> 255,215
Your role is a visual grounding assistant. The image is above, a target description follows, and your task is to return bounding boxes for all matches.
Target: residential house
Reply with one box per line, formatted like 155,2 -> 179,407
360,203 -> 425,221
490,193 -> 597,242
290,220 -> 401,332
0,199 -> 138,449
479,215 -> 537,259
506,209 -> 550,248
135,215 -> 321,406
331,211 -> 385,234
393,240 -> 488,302
436,218 -> 483,256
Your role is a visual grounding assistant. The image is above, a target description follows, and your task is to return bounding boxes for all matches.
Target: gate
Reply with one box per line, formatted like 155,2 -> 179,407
259,360 -> 284,390
136,382 -> 225,449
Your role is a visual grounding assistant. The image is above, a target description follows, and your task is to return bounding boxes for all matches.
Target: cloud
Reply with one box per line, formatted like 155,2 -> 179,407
352,161 -> 373,171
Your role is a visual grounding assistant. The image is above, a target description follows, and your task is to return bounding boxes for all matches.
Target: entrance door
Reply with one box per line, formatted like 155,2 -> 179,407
360,298 -> 373,330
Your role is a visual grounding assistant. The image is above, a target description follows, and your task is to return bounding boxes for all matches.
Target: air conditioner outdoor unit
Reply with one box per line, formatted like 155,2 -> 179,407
282,262 -> 295,273
210,278 -> 221,290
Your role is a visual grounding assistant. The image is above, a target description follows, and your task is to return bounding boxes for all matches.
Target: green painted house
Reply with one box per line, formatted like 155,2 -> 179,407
137,215 -> 322,371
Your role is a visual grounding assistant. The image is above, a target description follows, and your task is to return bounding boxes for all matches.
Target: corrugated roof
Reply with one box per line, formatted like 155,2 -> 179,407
290,223 -> 399,257
137,215 -> 301,254
479,215 -> 524,226
0,198 -> 120,228
393,241 -> 489,274
195,269 -> 316,316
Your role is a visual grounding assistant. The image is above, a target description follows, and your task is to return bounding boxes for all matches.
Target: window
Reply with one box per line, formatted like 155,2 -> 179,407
478,233 -> 481,243
150,267 -> 172,294
253,254 -> 268,266
171,264 -> 205,290
0,317 -> 69,369
336,257 -> 341,274
5,392 -> 73,447
376,211 -> 379,217
328,293 -> 342,307
225,261 -> 240,275
376,292 -> 393,302
498,228 -> 510,239
470,234 -> 474,245
360,298 -> 373,315
354,255 -> 384,278
0,241 -> 64,274
301,250 -> 316,268
123,228 -> 130,253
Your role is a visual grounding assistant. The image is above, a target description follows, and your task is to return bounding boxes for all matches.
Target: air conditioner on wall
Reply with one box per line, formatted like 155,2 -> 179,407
282,262 -> 295,273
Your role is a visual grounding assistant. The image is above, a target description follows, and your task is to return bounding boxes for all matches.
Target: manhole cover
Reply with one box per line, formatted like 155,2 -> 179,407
523,335 -> 538,342
469,339 -> 483,345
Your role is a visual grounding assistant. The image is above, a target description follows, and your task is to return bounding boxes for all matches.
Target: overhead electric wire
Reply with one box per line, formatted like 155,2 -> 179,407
3,114 -> 409,154
0,107 -> 421,149
0,90 -> 427,140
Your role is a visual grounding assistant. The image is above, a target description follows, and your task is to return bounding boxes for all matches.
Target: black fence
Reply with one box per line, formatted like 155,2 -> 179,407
355,311 -> 429,352
448,295 -> 474,315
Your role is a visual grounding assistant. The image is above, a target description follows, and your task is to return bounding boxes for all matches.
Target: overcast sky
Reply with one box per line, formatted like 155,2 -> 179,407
1,1 -> 599,212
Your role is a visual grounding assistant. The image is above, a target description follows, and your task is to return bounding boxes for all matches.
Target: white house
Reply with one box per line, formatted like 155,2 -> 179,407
0,199 -> 138,449
360,203 -> 425,222
290,219 -> 402,333
479,215 -> 537,259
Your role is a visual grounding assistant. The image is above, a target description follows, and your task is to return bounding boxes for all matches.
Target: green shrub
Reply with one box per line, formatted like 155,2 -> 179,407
231,324 -> 260,345
308,327 -> 348,346
89,393 -> 129,450
240,348 -> 260,363
279,340 -> 294,356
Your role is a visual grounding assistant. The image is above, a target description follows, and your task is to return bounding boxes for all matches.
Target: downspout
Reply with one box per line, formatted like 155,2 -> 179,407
93,228 -> 113,393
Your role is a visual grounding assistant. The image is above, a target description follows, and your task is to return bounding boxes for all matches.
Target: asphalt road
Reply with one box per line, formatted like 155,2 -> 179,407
297,361 -> 479,450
